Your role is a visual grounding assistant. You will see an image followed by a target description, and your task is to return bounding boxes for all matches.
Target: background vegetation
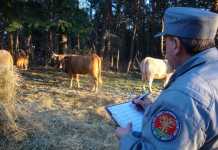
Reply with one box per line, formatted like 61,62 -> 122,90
1,0 -> 217,72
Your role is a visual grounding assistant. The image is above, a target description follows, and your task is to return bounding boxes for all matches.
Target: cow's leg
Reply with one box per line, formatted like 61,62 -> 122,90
148,77 -> 153,93
142,77 -> 146,91
25,60 -> 28,70
24,63 -> 28,70
141,74 -> 147,92
75,74 -> 80,88
70,75 -> 74,88
142,81 -> 146,91
21,63 -> 23,70
91,76 -> 98,92
21,62 -> 24,70
95,78 -> 98,92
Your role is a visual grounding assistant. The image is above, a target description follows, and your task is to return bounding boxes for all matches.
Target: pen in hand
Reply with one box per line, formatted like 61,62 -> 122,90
132,93 -> 151,111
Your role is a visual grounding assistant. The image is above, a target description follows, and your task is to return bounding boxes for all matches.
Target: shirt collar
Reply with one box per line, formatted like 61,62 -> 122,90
165,47 -> 218,88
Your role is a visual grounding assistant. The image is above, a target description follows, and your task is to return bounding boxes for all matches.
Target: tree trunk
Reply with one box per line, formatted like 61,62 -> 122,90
160,19 -> 164,58
77,33 -> 80,50
8,32 -> 14,55
15,32 -> 19,51
105,0 -> 113,69
110,55 -> 114,68
105,0 -> 112,30
107,33 -> 112,68
45,30 -> 53,66
62,34 -> 68,50
59,34 -> 68,53
127,25 -> 137,73
26,34 -> 32,52
48,30 -> 53,51
0,32 -> 3,49
26,34 -> 33,64
116,49 -> 119,71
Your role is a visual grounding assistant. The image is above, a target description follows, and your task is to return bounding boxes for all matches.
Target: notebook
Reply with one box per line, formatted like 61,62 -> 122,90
105,93 -> 149,132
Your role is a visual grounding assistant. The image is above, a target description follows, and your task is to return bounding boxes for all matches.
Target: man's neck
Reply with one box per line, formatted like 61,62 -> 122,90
176,52 -> 192,69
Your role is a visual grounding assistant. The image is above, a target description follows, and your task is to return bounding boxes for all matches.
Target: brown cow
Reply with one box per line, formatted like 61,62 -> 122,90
15,50 -> 29,70
52,53 -> 102,92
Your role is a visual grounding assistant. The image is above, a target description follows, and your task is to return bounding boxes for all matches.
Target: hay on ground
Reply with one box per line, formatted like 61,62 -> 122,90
0,63 -> 19,141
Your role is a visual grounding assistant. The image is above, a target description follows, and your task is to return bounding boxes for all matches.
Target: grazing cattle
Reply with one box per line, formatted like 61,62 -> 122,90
15,50 -> 29,70
140,57 -> 174,93
52,53 -> 102,92
0,50 -> 13,70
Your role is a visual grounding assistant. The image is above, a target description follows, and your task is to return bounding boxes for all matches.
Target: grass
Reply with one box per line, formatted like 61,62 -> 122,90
0,65 -> 18,143
2,67 -> 162,150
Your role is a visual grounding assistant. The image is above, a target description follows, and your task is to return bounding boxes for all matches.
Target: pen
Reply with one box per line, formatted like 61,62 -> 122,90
132,93 -> 149,111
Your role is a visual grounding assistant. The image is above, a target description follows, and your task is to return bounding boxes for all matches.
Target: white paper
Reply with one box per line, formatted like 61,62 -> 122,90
106,101 -> 144,132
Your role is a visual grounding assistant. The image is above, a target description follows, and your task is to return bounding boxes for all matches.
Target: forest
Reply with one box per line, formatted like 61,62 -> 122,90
1,0 -> 217,72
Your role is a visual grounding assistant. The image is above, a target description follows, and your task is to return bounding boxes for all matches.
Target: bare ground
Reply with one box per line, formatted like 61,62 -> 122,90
1,67 -> 162,150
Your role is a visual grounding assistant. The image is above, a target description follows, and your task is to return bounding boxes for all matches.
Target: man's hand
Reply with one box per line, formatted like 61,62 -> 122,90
132,95 -> 152,111
115,123 -> 132,139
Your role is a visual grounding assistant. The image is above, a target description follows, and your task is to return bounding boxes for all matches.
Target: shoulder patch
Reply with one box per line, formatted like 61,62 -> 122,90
151,110 -> 180,141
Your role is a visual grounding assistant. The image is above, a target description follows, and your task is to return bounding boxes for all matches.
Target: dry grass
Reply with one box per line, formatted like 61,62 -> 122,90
0,65 -> 16,104
1,67 -> 162,150
0,65 -> 21,144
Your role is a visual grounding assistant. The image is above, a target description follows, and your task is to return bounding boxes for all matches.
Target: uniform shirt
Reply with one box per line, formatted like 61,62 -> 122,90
120,47 -> 218,150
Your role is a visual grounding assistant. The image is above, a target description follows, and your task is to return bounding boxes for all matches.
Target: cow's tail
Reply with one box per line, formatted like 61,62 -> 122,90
140,58 -> 148,81
98,57 -> 103,85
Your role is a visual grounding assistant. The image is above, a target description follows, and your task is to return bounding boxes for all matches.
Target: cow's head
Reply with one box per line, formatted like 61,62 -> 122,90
51,51 -> 59,60
51,52 -> 65,69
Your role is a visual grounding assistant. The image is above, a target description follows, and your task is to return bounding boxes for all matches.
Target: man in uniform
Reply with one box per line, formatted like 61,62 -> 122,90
115,7 -> 218,150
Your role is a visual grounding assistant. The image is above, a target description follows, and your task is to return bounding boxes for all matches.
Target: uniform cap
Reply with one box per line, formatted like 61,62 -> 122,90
155,7 -> 218,39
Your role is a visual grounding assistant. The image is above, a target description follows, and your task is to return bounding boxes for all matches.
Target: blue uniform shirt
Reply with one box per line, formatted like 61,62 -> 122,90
120,47 -> 218,150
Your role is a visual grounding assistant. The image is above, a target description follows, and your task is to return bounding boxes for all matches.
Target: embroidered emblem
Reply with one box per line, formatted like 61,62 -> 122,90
151,111 -> 180,141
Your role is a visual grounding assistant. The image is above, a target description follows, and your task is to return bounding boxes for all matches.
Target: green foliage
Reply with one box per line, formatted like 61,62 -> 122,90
56,20 -> 72,33
0,0 -> 215,57
6,21 -> 23,32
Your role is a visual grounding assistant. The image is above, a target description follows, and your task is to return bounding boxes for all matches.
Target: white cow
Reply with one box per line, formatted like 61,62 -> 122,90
140,57 -> 174,93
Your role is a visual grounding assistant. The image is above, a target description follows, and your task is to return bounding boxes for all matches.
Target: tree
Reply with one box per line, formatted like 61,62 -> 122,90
0,0 -> 214,69
0,0 -> 24,54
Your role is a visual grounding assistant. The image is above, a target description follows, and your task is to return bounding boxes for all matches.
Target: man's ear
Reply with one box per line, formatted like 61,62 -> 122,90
172,37 -> 181,55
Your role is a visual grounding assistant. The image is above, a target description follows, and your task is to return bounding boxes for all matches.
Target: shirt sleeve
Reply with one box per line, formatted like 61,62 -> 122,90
119,90 -> 207,150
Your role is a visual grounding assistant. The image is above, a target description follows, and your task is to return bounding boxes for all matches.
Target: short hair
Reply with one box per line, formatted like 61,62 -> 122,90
179,37 -> 215,55
166,35 -> 216,55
